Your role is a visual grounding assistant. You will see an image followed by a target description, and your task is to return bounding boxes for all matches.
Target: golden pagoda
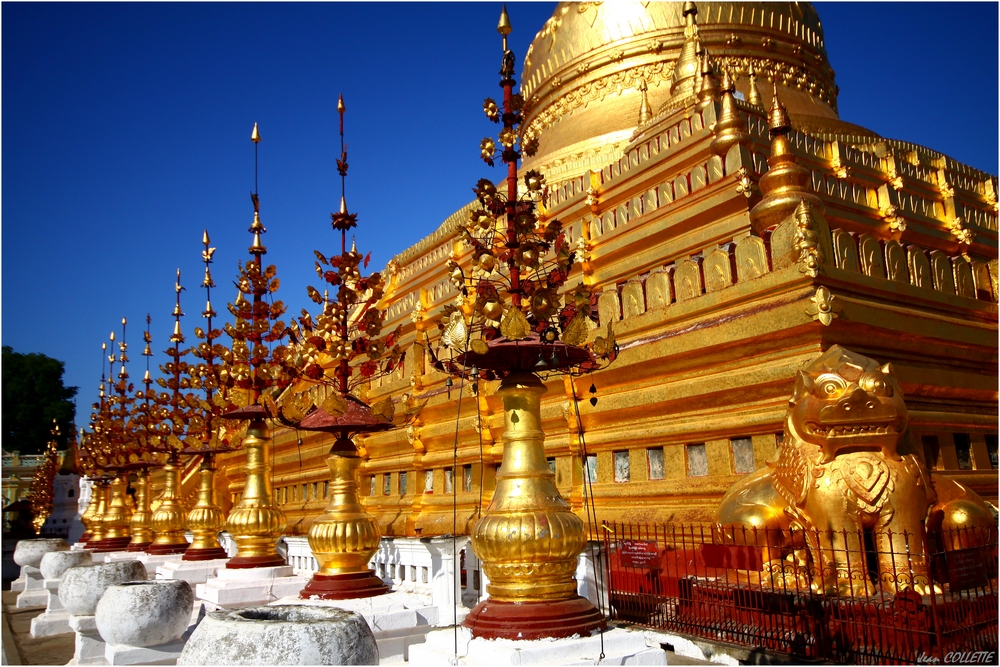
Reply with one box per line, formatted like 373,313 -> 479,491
214,1 -> 996,552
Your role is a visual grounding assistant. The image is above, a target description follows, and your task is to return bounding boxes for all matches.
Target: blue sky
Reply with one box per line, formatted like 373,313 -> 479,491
2,2 -> 997,426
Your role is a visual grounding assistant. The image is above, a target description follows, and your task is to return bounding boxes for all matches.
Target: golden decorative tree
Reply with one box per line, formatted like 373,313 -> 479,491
430,7 -> 616,640
277,96 -> 404,599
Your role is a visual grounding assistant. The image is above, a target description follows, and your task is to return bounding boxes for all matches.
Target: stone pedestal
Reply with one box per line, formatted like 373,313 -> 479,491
105,638 -> 188,666
195,565 -> 306,609
14,538 -> 71,607
272,590 -> 440,664
15,565 -> 48,608
69,614 -> 108,665
30,579 -> 72,637
156,558 -> 229,585
31,549 -> 94,636
409,625 -> 667,665
96,580 -> 195,666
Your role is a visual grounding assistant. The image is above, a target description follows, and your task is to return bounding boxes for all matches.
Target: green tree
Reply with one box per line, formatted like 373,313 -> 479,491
2,346 -> 77,455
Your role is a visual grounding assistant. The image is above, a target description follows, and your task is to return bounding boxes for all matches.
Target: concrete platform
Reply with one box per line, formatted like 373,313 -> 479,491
196,565 -> 307,609
408,624 -> 668,665
155,558 -> 228,585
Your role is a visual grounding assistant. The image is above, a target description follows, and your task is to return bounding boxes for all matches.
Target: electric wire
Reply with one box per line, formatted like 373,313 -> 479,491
571,376 -> 606,661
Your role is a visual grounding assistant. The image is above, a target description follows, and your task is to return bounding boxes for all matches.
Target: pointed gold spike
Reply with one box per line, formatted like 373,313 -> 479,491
497,5 -> 512,36
339,195 -> 348,215
769,90 -> 791,134
747,66 -> 762,107
202,229 -> 210,245
122,317 -> 127,325
251,122 -> 261,143
637,78 -> 651,126
337,95 -> 345,113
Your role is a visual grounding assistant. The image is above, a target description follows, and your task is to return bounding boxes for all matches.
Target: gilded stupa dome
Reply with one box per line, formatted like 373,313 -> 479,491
520,2 -> 868,180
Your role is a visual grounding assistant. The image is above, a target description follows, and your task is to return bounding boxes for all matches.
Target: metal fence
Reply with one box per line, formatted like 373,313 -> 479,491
602,521 -> 998,664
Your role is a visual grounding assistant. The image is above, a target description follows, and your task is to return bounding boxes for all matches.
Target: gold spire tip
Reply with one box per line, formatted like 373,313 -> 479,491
337,94 -> 345,113
122,317 -> 127,325
768,90 -> 791,131
497,5 -> 512,36
251,122 -> 261,143
202,229 -> 210,245
721,69 -> 733,91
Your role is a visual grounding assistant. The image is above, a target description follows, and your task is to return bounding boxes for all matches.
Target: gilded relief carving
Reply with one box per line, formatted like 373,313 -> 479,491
735,236 -> 768,282
929,250 -> 956,295
621,278 -> 646,319
645,268 -> 671,310
857,234 -> 885,279
832,229 -> 858,273
908,246 -> 932,289
674,259 -> 702,301
953,256 -> 975,298
704,247 -> 733,293
598,288 -> 621,325
883,240 -> 908,283
769,217 -> 798,271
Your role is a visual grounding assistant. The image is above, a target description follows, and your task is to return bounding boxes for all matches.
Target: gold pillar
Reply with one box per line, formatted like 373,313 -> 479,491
148,453 -> 189,554
300,438 -> 387,598
94,476 -> 132,552
224,419 -> 286,568
183,454 -> 229,561
127,470 -> 153,550
464,372 -> 604,639
79,480 -> 103,545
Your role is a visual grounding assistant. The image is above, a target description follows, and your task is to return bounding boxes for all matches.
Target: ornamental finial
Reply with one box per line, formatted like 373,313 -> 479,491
251,122 -> 261,143
768,90 -> 792,136
498,5 -> 512,50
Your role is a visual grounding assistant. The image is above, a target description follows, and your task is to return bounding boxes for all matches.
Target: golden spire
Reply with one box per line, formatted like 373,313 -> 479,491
498,5 -> 512,51
170,269 -> 185,343
696,49 -> 719,110
669,2 -> 701,96
768,90 -> 792,131
747,66 -> 762,107
251,122 -> 261,143
337,94 -> 346,114
637,78 -> 651,126
748,91 -> 825,232
710,69 -> 750,156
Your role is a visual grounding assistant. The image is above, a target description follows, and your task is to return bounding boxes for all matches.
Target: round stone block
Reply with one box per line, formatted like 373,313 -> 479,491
96,580 -> 194,647
13,538 -> 70,568
40,550 -> 93,581
59,560 -> 147,616
178,605 -> 378,665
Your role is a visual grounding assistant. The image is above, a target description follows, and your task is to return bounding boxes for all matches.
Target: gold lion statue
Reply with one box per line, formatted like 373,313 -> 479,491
716,345 -> 995,596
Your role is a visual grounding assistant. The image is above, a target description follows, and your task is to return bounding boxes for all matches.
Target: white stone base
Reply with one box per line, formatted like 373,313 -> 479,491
195,565 -> 307,609
30,580 -> 72,637
30,609 -> 72,637
16,587 -> 49,608
272,590 -> 447,663
105,638 -> 186,666
408,626 -> 667,666
15,565 -> 47,608
10,572 -> 27,592
155,558 -> 228,585
102,552 -> 177,576
69,614 -> 108,665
